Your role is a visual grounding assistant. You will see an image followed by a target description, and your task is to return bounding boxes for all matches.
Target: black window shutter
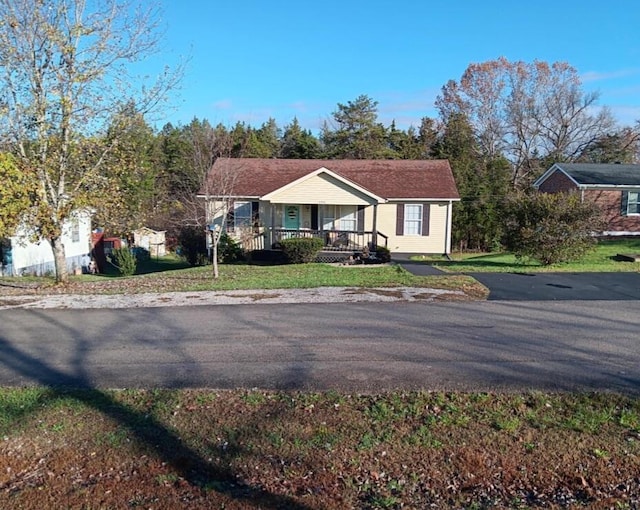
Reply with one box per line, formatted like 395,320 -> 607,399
621,191 -> 629,216
422,204 -> 430,236
396,204 -> 404,236
357,205 -> 365,232
311,205 -> 318,230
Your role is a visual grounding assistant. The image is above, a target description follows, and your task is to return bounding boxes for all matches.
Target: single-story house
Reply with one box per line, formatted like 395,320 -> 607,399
198,158 -> 460,256
534,163 -> 640,236
0,209 -> 93,276
133,227 -> 166,257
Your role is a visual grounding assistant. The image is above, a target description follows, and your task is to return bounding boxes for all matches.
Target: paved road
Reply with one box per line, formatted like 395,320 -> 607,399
470,272 -> 640,301
1,301 -> 638,393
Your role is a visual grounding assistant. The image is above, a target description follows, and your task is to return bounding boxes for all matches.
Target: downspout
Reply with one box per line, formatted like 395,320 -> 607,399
444,200 -> 453,258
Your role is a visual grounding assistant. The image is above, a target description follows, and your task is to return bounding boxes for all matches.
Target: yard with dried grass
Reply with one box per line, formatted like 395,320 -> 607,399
1,389 -> 639,509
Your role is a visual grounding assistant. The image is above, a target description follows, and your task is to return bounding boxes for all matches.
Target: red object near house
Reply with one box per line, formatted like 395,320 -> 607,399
91,232 -> 122,273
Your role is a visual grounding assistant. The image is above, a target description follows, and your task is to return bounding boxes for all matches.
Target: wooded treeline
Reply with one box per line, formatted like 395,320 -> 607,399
120,60 -> 640,252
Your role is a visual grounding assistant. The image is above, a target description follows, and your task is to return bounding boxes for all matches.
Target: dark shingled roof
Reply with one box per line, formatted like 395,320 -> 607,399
200,159 -> 459,200
554,163 -> 640,186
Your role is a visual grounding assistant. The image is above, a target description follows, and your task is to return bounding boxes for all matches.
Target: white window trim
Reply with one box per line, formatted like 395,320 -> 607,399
626,191 -> 640,215
71,218 -> 80,243
403,204 -> 423,236
234,201 -> 252,230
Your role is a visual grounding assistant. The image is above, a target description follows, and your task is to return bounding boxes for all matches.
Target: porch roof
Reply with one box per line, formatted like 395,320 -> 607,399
200,158 -> 460,200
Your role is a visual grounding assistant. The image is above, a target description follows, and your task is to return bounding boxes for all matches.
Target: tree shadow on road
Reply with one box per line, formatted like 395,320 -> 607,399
0,309 -> 314,509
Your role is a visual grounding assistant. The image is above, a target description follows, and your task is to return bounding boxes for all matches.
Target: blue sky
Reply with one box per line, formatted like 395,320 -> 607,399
153,0 -> 640,132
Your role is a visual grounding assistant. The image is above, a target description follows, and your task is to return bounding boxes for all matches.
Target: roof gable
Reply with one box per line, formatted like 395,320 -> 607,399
200,159 -> 460,200
262,167 -> 385,203
537,163 -> 640,188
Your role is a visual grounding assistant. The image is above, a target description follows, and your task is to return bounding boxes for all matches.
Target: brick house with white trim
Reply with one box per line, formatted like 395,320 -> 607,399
534,163 -> 640,236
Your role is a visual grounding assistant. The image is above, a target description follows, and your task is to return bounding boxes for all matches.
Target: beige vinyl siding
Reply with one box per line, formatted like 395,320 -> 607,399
267,173 -> 374,205
375,202 -> 449,253
207,199 -> 228,228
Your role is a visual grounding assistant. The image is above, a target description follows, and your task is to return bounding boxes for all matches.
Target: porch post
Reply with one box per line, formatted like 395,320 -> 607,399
372,203 -> 378,248
270,203 -> 276,248
319,203 -> 325,246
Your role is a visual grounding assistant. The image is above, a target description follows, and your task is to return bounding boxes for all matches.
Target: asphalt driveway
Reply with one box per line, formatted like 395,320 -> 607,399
394,255 -> 640,301
469,272 -> 640,301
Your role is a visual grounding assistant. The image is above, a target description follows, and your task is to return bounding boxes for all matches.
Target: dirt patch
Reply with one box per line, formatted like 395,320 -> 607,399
412,292 -> 437,300
0,298 -> 39,307
250,293 -> 282,301
364,288 -> 404,298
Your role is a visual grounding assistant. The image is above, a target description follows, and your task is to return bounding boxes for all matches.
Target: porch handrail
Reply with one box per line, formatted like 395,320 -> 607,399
270,228 -> 387,250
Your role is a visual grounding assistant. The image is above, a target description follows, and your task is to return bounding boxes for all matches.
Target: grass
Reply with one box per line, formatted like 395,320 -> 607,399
415,238 -> 640,273
0,257 -> 487,299
1,388 -> 639,508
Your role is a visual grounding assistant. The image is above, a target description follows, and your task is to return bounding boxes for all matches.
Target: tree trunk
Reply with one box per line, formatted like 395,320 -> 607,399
211,231 -> 219,279
50,236 -> 69,283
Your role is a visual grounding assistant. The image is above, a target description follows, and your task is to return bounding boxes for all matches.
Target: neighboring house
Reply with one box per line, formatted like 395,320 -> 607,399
0,210 -> 93,276
198,158 -> 460,256
534,163 -> 640,236
133,227 -> 166,257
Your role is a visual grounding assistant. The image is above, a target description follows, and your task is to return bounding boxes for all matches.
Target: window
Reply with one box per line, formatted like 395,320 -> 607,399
403,204 -> 423,235
233,201 -> 253,229
322,206 -> 358,231
626,191 -> 640,215
322,205 -> 336,230
338,206 -> 357,231
71,219 -> 80,243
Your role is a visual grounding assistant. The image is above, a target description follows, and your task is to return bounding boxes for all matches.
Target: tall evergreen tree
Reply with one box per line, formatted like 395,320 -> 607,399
280,118 -> 322,159
321,95 -> 392,159
434,113 -> 511,251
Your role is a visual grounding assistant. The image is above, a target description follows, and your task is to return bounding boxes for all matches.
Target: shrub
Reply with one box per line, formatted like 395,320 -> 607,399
501,191 -> 604,265
217,232 -> 244,263
178,226 -> 207,266
373,245 -> 391,263
279,237 -> 324,264
108,247 -> 137,276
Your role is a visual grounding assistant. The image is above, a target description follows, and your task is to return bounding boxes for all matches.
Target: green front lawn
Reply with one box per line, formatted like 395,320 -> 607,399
416,238 -> 640,273
1,260 -> 487,298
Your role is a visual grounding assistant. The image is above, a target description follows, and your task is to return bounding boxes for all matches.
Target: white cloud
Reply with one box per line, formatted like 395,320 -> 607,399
212,99 -> 233,110
581,68 -> 640,83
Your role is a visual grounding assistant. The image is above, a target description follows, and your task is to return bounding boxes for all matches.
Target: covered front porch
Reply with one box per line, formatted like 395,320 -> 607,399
240,202 -> 388,262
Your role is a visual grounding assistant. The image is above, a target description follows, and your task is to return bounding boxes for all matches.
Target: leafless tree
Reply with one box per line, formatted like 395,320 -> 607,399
0,0 -> 181,282
437,58 -> 617,186
198,158 -> 241,279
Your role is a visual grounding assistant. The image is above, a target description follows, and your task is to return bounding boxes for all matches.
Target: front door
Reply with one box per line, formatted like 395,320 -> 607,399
284,205 -> 300,229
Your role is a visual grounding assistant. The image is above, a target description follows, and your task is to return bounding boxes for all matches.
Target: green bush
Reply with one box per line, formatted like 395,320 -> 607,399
178,226 -> 207,266
217,232 -> 244,263
373,245 -> 391,263
501,191 -> 604,265
279,237 -> 324,264
108,247 -> 137,276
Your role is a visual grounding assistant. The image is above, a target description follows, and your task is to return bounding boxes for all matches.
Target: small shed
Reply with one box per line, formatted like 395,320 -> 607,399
133,227 -> 166,257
